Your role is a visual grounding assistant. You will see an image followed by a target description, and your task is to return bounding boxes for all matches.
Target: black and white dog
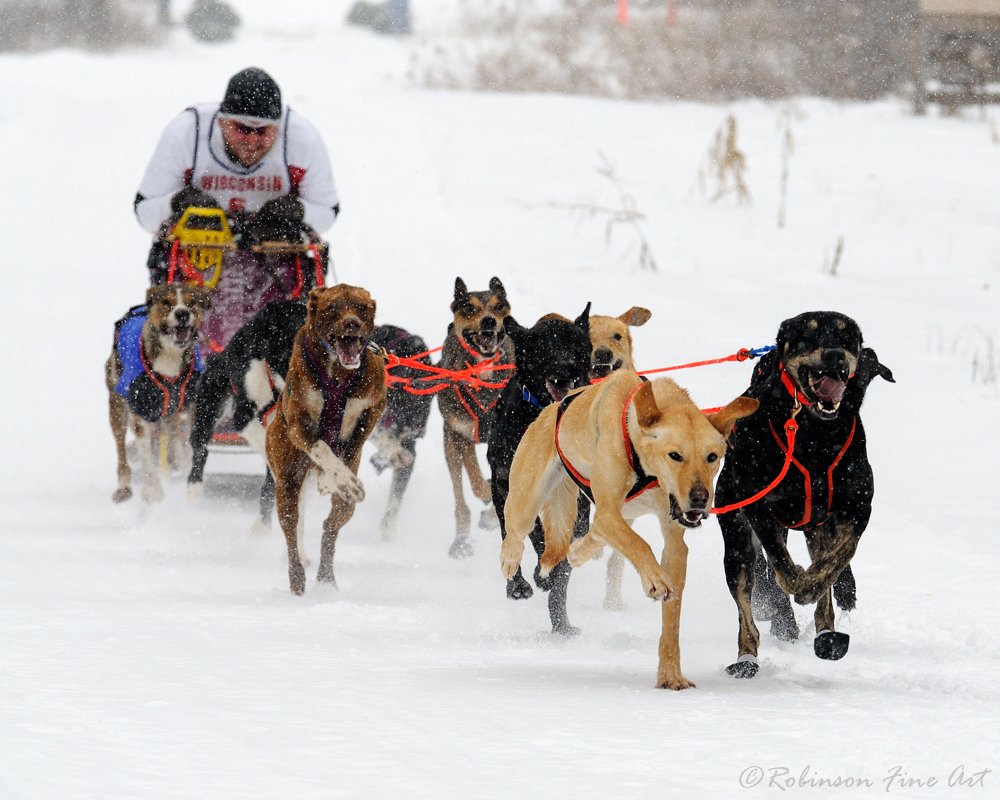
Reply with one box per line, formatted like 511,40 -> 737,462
187,300 -> 432,531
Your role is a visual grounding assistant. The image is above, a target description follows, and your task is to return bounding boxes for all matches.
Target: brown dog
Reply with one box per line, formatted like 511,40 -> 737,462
265,284 -> 387,594
587,306 -> 652,609
106,284 -> 210,503
499,370 -> 757,689
435,277 -> 514,558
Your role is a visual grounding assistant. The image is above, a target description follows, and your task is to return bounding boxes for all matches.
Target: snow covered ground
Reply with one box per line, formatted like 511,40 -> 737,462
2,1 -> 999,797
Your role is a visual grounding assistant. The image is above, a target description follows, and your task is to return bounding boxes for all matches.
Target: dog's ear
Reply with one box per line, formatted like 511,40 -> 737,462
454,277 -> 468,300
306,288 -> 324,323
618,306 -> 652,327
856,347 -> 895,388
776,315 -> 800,355
504,315 -> 525,344
144,286 -> 160,308
193,288 -> 211,313
489,276 -> 506,299
574,302 -> 591,331
706,396 -> 759,438
633,380 -> 661,428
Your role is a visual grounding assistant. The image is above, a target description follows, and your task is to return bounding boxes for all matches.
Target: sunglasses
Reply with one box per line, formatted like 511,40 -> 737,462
230,121 -> 275,136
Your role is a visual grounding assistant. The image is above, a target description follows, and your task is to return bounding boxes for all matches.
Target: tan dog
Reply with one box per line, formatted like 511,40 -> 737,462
587,307 -> 651,381
587,306 -> 652,610
105,284 -> 210,503
265,285 -> 387,595
499,370 -> 757,689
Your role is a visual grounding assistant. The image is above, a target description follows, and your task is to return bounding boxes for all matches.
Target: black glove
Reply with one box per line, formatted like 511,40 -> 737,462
245,195 -> 306,245
257,195 -> 305,226
170,186 -> 219,214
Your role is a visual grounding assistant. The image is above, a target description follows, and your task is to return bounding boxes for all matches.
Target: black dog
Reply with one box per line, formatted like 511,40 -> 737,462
487,306 -> 592,635
715,311 -> 894,677
187,301 -> 432,530
188,300 -> 307,518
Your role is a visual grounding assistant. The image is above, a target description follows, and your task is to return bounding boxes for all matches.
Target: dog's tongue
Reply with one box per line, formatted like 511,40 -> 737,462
334,338 -> 364,368
813,375 -> 846,404
474,331 -> 498,353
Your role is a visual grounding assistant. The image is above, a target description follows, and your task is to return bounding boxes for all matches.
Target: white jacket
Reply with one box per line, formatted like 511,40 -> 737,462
134,102 -> 339,234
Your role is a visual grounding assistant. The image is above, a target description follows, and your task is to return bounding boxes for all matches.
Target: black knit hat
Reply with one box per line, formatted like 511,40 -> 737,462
219,67 -> 282,121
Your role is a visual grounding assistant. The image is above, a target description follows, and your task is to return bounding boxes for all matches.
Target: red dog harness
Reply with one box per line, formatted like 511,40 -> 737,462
555,384 -> 659,504
450,335 -> 507,443
713,365 -> 857,527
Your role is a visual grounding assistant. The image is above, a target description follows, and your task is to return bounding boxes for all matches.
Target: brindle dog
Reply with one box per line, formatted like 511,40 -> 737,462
435,277 -> 514,559
715,311 -> 894,677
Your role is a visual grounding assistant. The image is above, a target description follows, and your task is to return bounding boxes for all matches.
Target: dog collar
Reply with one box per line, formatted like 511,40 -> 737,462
521,383 -> 544,409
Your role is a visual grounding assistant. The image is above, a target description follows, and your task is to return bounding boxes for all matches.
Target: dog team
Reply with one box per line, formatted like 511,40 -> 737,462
106,277 -> 894,688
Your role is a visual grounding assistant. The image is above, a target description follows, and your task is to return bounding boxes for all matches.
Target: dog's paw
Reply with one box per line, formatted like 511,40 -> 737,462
249,517 -> 271,536
506,573 -> 533,600
813,630 -> 850,660
770,609 -> 800,642
499,538 -> 524,577
449,534 -> 474,560
793,583 -> 823,606
533,562 -> 555,591
641,568 -> 674,602
773,563 -> 806,596
186,482 -> 205,501
141,482 -> 165,504
478,503 -> 500,531
552,618 -> 581,637
725,654 -> 760,679
655,672 -> 696,691
288,560 -> 307,595
380,518 -> 398,542
317,464 -> 365,502
567,534 -> 604,567
603,593 -> 626,612
112,487 -> 133,504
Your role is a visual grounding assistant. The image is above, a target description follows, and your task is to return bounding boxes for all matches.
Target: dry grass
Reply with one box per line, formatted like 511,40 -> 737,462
413,0 -> 917,101
0,0 -> 156,52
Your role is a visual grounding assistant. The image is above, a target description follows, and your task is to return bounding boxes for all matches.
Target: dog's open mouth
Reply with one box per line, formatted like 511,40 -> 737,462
670,494 -> 707,528
545,378 -> 579,403
167,325 -> 193,346
465,329 -> 500,356
590,360 -> 622,381
333,336 -> 366,369
802,368 -> 848,418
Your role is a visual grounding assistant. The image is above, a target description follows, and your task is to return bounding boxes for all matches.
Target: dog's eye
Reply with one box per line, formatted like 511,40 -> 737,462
613,333 -> 623,341
707,453 -> 719,463
669,452 -> 683,462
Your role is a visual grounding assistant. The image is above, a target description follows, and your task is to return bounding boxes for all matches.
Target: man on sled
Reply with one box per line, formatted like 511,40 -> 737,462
133,66 -> 340,352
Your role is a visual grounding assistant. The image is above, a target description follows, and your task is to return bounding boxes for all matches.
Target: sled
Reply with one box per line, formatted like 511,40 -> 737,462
160,206 -> 332,460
